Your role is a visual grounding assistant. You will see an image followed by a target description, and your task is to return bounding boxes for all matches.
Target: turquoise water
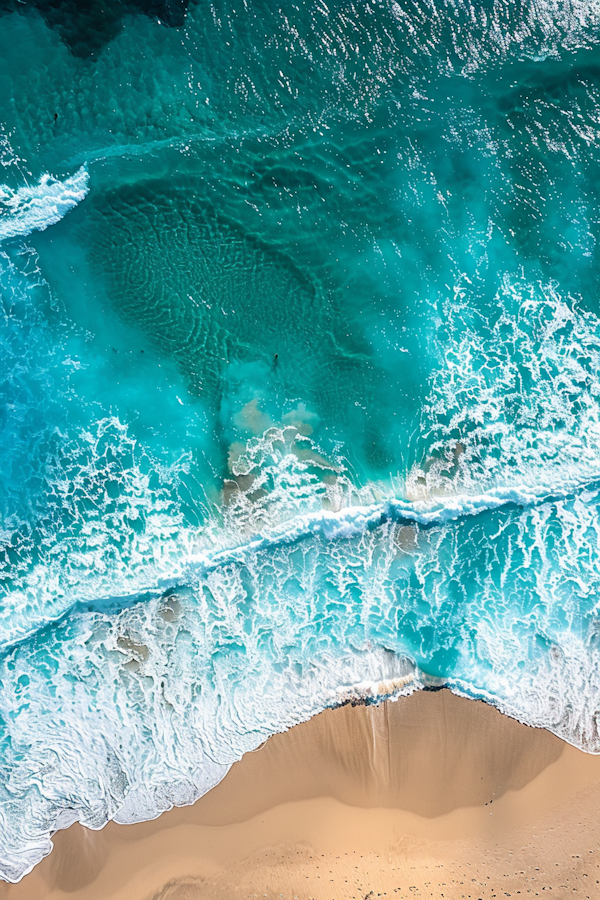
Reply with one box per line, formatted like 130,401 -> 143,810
2,0 -> 600,881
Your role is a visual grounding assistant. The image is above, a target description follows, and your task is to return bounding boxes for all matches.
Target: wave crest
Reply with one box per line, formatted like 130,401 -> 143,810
0,167 -> 89,243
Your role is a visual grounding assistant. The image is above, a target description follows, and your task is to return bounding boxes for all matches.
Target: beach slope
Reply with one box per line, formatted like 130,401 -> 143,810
4,689 -> 600,900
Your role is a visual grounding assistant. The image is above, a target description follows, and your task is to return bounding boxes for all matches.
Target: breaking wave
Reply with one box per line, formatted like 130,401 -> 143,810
0,167 -> 89,243
3,0 -> 600,885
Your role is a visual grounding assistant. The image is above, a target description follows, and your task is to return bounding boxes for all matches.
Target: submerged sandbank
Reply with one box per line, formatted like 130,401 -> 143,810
4,689 -> 600,900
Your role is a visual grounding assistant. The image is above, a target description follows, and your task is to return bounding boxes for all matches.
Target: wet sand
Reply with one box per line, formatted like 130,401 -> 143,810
3,689 -> 600,900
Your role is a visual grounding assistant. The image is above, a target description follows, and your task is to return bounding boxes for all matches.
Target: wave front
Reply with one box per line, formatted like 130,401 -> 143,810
2,0 -> 600,884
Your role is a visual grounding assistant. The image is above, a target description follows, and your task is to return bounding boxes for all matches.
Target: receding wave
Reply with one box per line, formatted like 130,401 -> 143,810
3,0 -> 600,886
2,433 -> 600,881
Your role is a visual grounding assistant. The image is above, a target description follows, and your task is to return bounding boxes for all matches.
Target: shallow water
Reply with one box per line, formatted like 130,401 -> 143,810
2,0 -> 600,882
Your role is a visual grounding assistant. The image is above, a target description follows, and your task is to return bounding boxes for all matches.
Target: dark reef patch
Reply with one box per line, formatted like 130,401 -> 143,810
0,0 -> 190,57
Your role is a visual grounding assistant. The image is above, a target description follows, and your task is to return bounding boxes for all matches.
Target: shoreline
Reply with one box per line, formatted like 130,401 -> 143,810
4,689 -> 600,899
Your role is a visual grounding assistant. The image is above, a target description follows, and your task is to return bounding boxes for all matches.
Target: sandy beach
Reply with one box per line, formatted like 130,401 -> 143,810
3,688 -> 600,900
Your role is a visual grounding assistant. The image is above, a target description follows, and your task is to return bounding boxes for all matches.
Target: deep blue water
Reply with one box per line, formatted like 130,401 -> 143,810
2,0 -> 600,882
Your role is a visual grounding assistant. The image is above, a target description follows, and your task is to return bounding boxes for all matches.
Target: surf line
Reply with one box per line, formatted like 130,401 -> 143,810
3,473 -> 599,656
184,472 -> 600,578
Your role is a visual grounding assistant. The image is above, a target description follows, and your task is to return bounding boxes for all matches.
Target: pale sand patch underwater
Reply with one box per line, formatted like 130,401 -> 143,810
4,689 -> 600,900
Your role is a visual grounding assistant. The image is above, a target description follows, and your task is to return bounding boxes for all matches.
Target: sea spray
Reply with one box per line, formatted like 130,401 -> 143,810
1,0 -> 600,883
0,168 -> 89,242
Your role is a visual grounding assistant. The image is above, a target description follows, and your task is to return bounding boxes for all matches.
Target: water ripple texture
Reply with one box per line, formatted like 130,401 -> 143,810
2,0 -> 600,883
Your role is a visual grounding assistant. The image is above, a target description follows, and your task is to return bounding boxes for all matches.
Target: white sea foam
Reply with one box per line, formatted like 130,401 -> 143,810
3,436 -> 596,657
3,0 -> 600,884
4,254 -> 600,884
3,420 -> 600,882
0,167 -> 89,242
4,389 -> 600,658
4,467 -> 600,882
0,593 -> 420,882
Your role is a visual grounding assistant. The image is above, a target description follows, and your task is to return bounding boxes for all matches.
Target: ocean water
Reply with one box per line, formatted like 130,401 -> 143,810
2,0 -> 600,882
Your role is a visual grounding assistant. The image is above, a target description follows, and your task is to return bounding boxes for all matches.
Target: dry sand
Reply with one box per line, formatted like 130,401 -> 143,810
3,689 -> 600,900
